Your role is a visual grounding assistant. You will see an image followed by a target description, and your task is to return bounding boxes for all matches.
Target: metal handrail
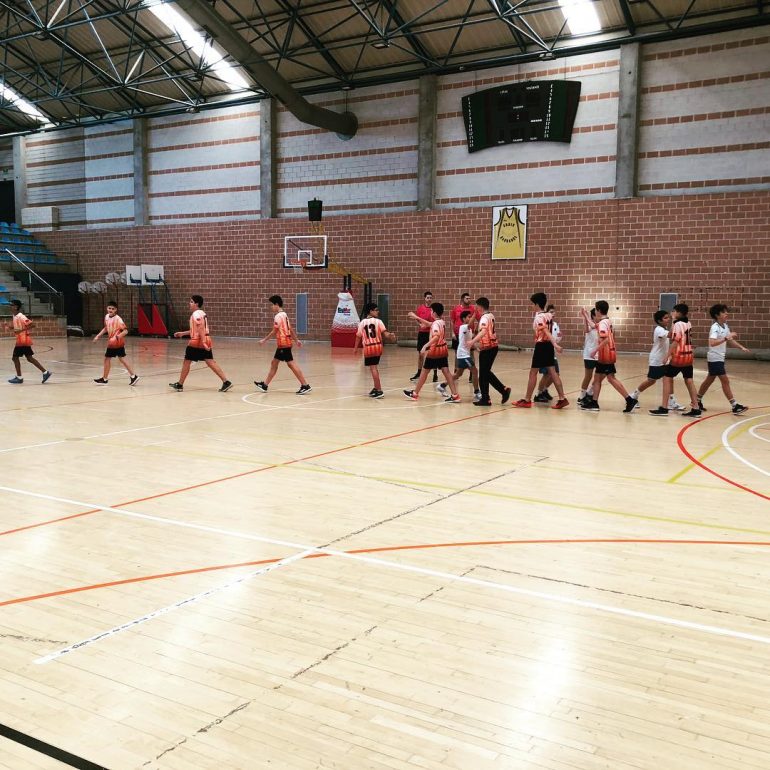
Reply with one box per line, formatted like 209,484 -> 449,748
4,248 -> 61,295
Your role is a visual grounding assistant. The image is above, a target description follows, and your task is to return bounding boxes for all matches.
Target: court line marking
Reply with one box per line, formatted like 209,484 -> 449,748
7,537 -> 770,611
675,410 -> 770,500
31,532 -> 770,664
749,424 -> 770,443
723,417 -> 770,478
34,548 -> 316,664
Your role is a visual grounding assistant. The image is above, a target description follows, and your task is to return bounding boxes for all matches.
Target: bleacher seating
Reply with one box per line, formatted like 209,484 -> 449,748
0,222 -> 66,268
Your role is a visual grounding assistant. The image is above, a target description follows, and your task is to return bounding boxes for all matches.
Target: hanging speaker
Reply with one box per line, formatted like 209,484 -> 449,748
307,198 -> 323,221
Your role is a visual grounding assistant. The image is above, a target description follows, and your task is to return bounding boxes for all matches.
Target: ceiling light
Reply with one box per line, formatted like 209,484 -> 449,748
340,83 -> 353,91
372,39 -> 390,49
558,0 -> 602,35
147,2 -> 249,91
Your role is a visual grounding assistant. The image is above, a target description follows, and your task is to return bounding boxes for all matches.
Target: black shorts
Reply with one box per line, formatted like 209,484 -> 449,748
583,359 -> 597,370
595,362 -> 617,375
451,338 -> 459,351
105,347 -> 126,358
12,346 -> 33,357
647,365 -> 666,380
364,355 -> 381,367
539,360 -> 560,376
185,346 -> 214,361
417,331 -> 430,350
707,361 -> 727,376
531,341 -> 555,369
666,364 -> 693,379
274,347 -> 293,362
424,356 -> 448,370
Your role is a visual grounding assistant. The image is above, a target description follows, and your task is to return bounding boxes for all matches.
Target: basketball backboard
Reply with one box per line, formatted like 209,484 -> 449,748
284,235 -> 328,269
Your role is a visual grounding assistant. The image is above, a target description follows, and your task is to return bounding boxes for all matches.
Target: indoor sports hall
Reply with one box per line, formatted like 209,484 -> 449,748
0,2 -> 768,769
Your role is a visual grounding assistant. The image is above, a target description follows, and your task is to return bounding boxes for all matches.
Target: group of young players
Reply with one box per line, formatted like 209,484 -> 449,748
3,290 -> 751,418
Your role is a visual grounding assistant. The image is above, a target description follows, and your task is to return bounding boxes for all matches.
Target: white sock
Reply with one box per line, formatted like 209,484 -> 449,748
579,389 -> 586,398
729,398 -> 736,406
631,389 -> 639,399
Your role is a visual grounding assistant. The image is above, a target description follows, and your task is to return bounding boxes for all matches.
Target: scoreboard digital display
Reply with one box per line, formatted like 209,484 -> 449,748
462,80 -> 581,153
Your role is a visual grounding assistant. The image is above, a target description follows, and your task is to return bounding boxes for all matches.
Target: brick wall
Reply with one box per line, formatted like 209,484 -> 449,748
39,191 -> 770,351
0,315 -> 67,337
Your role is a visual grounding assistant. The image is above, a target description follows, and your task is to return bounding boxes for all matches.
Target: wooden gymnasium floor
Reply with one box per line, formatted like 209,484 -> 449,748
1,336 -> 769,770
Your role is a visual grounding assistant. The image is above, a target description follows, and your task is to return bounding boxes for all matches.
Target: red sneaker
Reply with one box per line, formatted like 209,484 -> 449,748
552,399 -> 569,409
512,399 -> 532,408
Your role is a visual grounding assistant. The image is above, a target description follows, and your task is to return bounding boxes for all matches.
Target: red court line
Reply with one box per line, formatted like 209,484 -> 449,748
3,537 -> 770,609
676,407 -> 770,501
0,407 -> 507,537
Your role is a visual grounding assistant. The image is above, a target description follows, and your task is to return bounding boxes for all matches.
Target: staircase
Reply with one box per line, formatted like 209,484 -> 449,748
0,266 -> 55,316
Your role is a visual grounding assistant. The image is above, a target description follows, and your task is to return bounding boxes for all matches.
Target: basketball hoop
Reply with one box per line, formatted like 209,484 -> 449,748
294,257 -> 308,274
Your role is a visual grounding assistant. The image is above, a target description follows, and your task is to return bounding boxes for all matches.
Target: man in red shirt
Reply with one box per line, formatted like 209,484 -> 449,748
450,293 -> 480,350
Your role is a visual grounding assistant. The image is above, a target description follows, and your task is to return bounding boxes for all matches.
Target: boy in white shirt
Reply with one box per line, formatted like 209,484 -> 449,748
438,309 -> 481,401
696,303 -> 750,414
628,310 -> 671,408
577,307 -> 598,405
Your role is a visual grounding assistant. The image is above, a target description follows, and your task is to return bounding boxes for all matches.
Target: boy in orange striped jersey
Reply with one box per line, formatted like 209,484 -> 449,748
255,295 -> 311,395
169,295 -> 232,392
512,292 -> 567,409
649,302 -> 700,417
354,302 -> 396,398
93,301 -> 138,385
5,299 -> 52,384
404,302 -> 460,402
580,300 -> 636,413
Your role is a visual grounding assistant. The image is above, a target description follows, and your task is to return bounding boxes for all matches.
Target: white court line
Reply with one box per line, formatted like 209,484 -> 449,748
9,484 -> 770,663
34,548 -> 316,664
749,423 -> 770,444
722,414 -> 770,478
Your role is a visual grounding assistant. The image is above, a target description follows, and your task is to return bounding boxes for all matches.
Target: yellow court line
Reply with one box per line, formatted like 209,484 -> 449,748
667,420 -> 759,484
278,463 -> 770,537
533,462 -> 744,494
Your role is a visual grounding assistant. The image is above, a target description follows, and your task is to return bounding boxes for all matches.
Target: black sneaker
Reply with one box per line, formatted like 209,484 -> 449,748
649,407 -> 669,416
473,399 -> 492,406
296,383 -> 312,395
129,375 -> 139,386
533,392 -> 549,403
373,390 -> 384,399
542,390 -> 553,401
698,399 -> 707,412
169,382 -> 183,391
732,403 -> 748,414
254,381 -> 268,392
219,380 -> 233,392
623,396 -> 638,413
580,398 -> 600,412
368,387 -> 377,396
501,386 -> 511,405
403,389 -> 418,401
94,377 -> 108,385
409,371 -> 420,381
682,408 -> 702,418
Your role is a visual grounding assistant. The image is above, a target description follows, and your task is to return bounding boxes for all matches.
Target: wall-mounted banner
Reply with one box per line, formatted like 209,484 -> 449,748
491,205 -> 527,260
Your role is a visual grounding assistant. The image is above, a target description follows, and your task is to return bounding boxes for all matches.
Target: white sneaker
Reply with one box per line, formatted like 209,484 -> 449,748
668,397 -> 685,411
435,382 -> 448,394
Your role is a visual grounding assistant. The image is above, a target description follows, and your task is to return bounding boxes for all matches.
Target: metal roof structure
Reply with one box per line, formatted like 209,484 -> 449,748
0,0 -> 767,135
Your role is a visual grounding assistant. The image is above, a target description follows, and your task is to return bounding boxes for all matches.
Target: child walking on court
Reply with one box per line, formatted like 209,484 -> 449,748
404,303 -> 460,402
513,292 -> 567,409
255,295 -> 311,395
627,310 -> 671,408
5,299 -> 52,384
577,306 -> 598,405
467,296 -> 509,406
579,300 -> 636,413
354,302 -> 396,398
534,304 -> 562,403
169,295 -> 232,392
438,309 -> 481,401
93,301 -> 138,385
649,303 -> 700,417
696,303 -> 749,414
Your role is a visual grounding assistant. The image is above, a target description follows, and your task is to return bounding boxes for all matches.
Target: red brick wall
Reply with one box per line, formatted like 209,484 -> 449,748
0,316 -> 67,337
40,191 -> 770,351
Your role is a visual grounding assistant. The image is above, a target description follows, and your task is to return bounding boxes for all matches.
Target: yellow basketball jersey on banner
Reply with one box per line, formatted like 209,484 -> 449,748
492,206 -> 526,260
